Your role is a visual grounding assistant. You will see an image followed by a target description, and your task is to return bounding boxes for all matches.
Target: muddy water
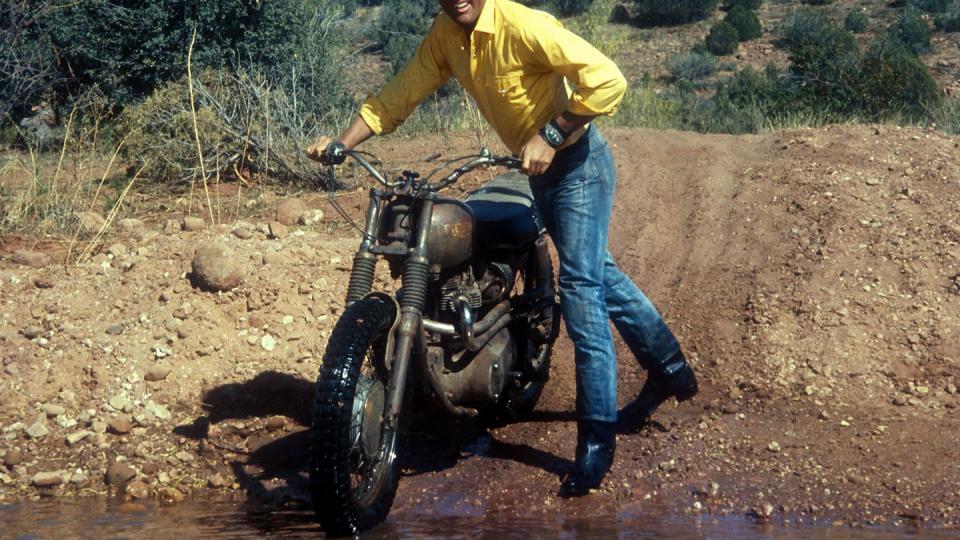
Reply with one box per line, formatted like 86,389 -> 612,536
1,496 -> 945,539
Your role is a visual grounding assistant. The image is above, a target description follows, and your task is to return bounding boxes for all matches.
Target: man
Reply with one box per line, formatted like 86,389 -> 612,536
306,0 -> 698,497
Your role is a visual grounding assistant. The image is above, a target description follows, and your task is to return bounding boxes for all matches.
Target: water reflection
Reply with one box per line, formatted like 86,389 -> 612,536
0,496 -> 942,539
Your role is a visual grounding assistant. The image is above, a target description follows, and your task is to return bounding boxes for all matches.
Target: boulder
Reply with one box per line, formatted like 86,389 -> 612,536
191,240 -> 242,292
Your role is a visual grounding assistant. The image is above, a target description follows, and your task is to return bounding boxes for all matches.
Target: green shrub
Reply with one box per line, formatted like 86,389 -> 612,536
907,0 -> 952,13
844,10 -> 869,33
667,52 -> 718,82
706,21 -> 741,54
375,0 -> 438,74
935,7 -> 960,32
631,0 -> 720,26
0,2 -> 61,119
725,6 -> 763,40
781,10 -> 861,113
38,0 -> 329,106
550,0 -> 594,16
890,7 -> 933,54
722,0 -> 763,10
860,38 -> 942,119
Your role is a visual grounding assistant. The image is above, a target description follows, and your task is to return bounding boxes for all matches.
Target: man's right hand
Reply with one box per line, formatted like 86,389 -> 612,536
306,136 -> 339,164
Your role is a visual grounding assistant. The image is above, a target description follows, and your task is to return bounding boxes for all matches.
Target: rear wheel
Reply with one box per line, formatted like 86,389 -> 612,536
310,297 -> 399,536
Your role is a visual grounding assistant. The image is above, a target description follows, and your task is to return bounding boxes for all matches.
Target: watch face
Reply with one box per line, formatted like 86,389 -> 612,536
542,124 -> 564,147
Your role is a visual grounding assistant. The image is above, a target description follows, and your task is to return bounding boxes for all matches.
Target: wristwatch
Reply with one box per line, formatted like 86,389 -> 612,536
539,119 -> 568,149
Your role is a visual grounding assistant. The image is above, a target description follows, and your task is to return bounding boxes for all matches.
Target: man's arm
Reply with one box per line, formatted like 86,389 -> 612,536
518,16 -> 627,175
307,17 -> 453,162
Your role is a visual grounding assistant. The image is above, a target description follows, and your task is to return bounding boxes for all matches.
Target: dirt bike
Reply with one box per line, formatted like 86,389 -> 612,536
309,148 -> 560,536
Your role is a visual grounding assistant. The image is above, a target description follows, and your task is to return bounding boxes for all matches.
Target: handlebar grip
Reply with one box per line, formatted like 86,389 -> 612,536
320,141 -> 347,166
499,156 -> 523,169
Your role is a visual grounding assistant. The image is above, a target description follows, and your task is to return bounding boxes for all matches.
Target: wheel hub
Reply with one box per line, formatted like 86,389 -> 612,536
352,375 -> 385,461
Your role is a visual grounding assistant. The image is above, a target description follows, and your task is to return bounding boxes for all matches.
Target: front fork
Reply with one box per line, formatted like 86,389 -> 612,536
345,190 -> 437,434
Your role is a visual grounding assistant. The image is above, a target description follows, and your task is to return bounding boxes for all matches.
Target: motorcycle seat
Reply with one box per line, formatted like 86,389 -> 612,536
465,172 -> 542,249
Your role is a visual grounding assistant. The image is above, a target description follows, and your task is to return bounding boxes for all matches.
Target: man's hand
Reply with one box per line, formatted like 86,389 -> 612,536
306,136 -> 334,163
520,133 -> 556,176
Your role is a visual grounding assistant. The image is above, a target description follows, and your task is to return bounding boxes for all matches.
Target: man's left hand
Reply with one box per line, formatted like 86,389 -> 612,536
520,133 -> 556,176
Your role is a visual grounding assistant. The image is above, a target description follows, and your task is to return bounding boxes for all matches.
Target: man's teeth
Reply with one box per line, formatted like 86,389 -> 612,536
455,1 -> 468,8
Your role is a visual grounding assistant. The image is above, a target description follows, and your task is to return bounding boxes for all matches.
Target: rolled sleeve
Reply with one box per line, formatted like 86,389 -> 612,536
526,22 -> 628,117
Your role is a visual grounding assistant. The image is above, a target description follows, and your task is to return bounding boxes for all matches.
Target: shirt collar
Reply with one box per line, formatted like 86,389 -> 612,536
472,0 -> 496,35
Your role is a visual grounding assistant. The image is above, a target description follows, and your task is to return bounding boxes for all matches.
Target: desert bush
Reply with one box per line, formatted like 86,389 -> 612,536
725,6 -> 763,40
631,0 -> 720,26
667,52 -> 718,82
550,0 -> 595,16
119,7 -> 351,188
0,1 -> 62,119
935,7 -> 960,31
722,0 -> 763,10
706,21 -> 741,55
844,10 -> 869,33
860,38 -> 941,119
374,0 -> 438,74
889,7 -> 933,53
907,0 -> 952,13
36,0 -> 329,107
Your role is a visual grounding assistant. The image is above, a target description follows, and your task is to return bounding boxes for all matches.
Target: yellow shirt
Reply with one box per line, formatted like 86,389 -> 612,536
358,0 -> 627,155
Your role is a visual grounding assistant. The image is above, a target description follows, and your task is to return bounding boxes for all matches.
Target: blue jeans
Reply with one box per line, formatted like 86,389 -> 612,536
529,127 -> 681,423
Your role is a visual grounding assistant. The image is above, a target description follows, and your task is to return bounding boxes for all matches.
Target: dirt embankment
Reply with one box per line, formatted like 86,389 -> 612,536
1,125 -> 959,530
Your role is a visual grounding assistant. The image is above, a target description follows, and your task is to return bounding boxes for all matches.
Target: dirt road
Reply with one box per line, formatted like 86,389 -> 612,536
1,125 -> 958,530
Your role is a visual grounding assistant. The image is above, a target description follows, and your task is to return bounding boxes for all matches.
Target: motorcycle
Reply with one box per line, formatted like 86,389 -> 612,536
309,148 -> 560,536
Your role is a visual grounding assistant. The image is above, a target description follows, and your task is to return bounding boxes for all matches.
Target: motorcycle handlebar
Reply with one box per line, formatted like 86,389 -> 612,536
325,149 -> 522,191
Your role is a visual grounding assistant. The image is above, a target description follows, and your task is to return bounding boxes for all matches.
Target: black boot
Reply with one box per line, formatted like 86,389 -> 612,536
618,351 -> 698,433
559,419 -> 616,498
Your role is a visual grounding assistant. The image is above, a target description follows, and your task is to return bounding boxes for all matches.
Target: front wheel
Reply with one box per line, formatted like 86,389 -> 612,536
310,297 -> 399,536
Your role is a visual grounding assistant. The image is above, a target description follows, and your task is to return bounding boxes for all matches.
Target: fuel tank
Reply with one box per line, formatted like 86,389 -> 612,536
427,198 -> 474,269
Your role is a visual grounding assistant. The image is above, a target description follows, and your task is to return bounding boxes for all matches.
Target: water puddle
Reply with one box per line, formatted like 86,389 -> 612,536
1,496 -> 945,539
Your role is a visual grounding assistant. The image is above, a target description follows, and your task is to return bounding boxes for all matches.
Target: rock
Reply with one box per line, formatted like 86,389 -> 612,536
126,480 -> 151,499
158,486 -> 185,504
181,216 -> 206,232
163,219 -> 181,234
31,472 -> 63,487
107,243 -> 128,258
33,277 -> 54,289
947,383 -> 958,395
262,251 -> 288,266
3,449 -> 24,467
208,473 -> 229,488
42,403 -> 66,418
191,241 -> 242,292
144,366 -> 172,382
108,417 -> 133,435
92,420 -> 108,434
70,470 -> 89,485
141,463 -> 160,476
105,462 -> 136,487
260,334 -> 277,352
117,218 -> 145,238
175,451 -> 195,463
265,416 -> 286,431
893,395 -> 908,406
25,419 -> 50,439
144,401 -> 171,421
76,211 -> 106,235
721,403 -> 740,414
21,325 -> 43,339
658,460 -> 678,473
108,394 -> 129,411
65,430 -> 92,445
275,198 -> 308,226
233,223 -> 254,239
299,209 -> 324,226
767,441 -> 781,453
268,221 -> 288,239
106,325 -> 123,335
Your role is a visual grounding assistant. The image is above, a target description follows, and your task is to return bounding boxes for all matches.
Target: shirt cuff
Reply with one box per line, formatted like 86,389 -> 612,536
359,95 -> 392,136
